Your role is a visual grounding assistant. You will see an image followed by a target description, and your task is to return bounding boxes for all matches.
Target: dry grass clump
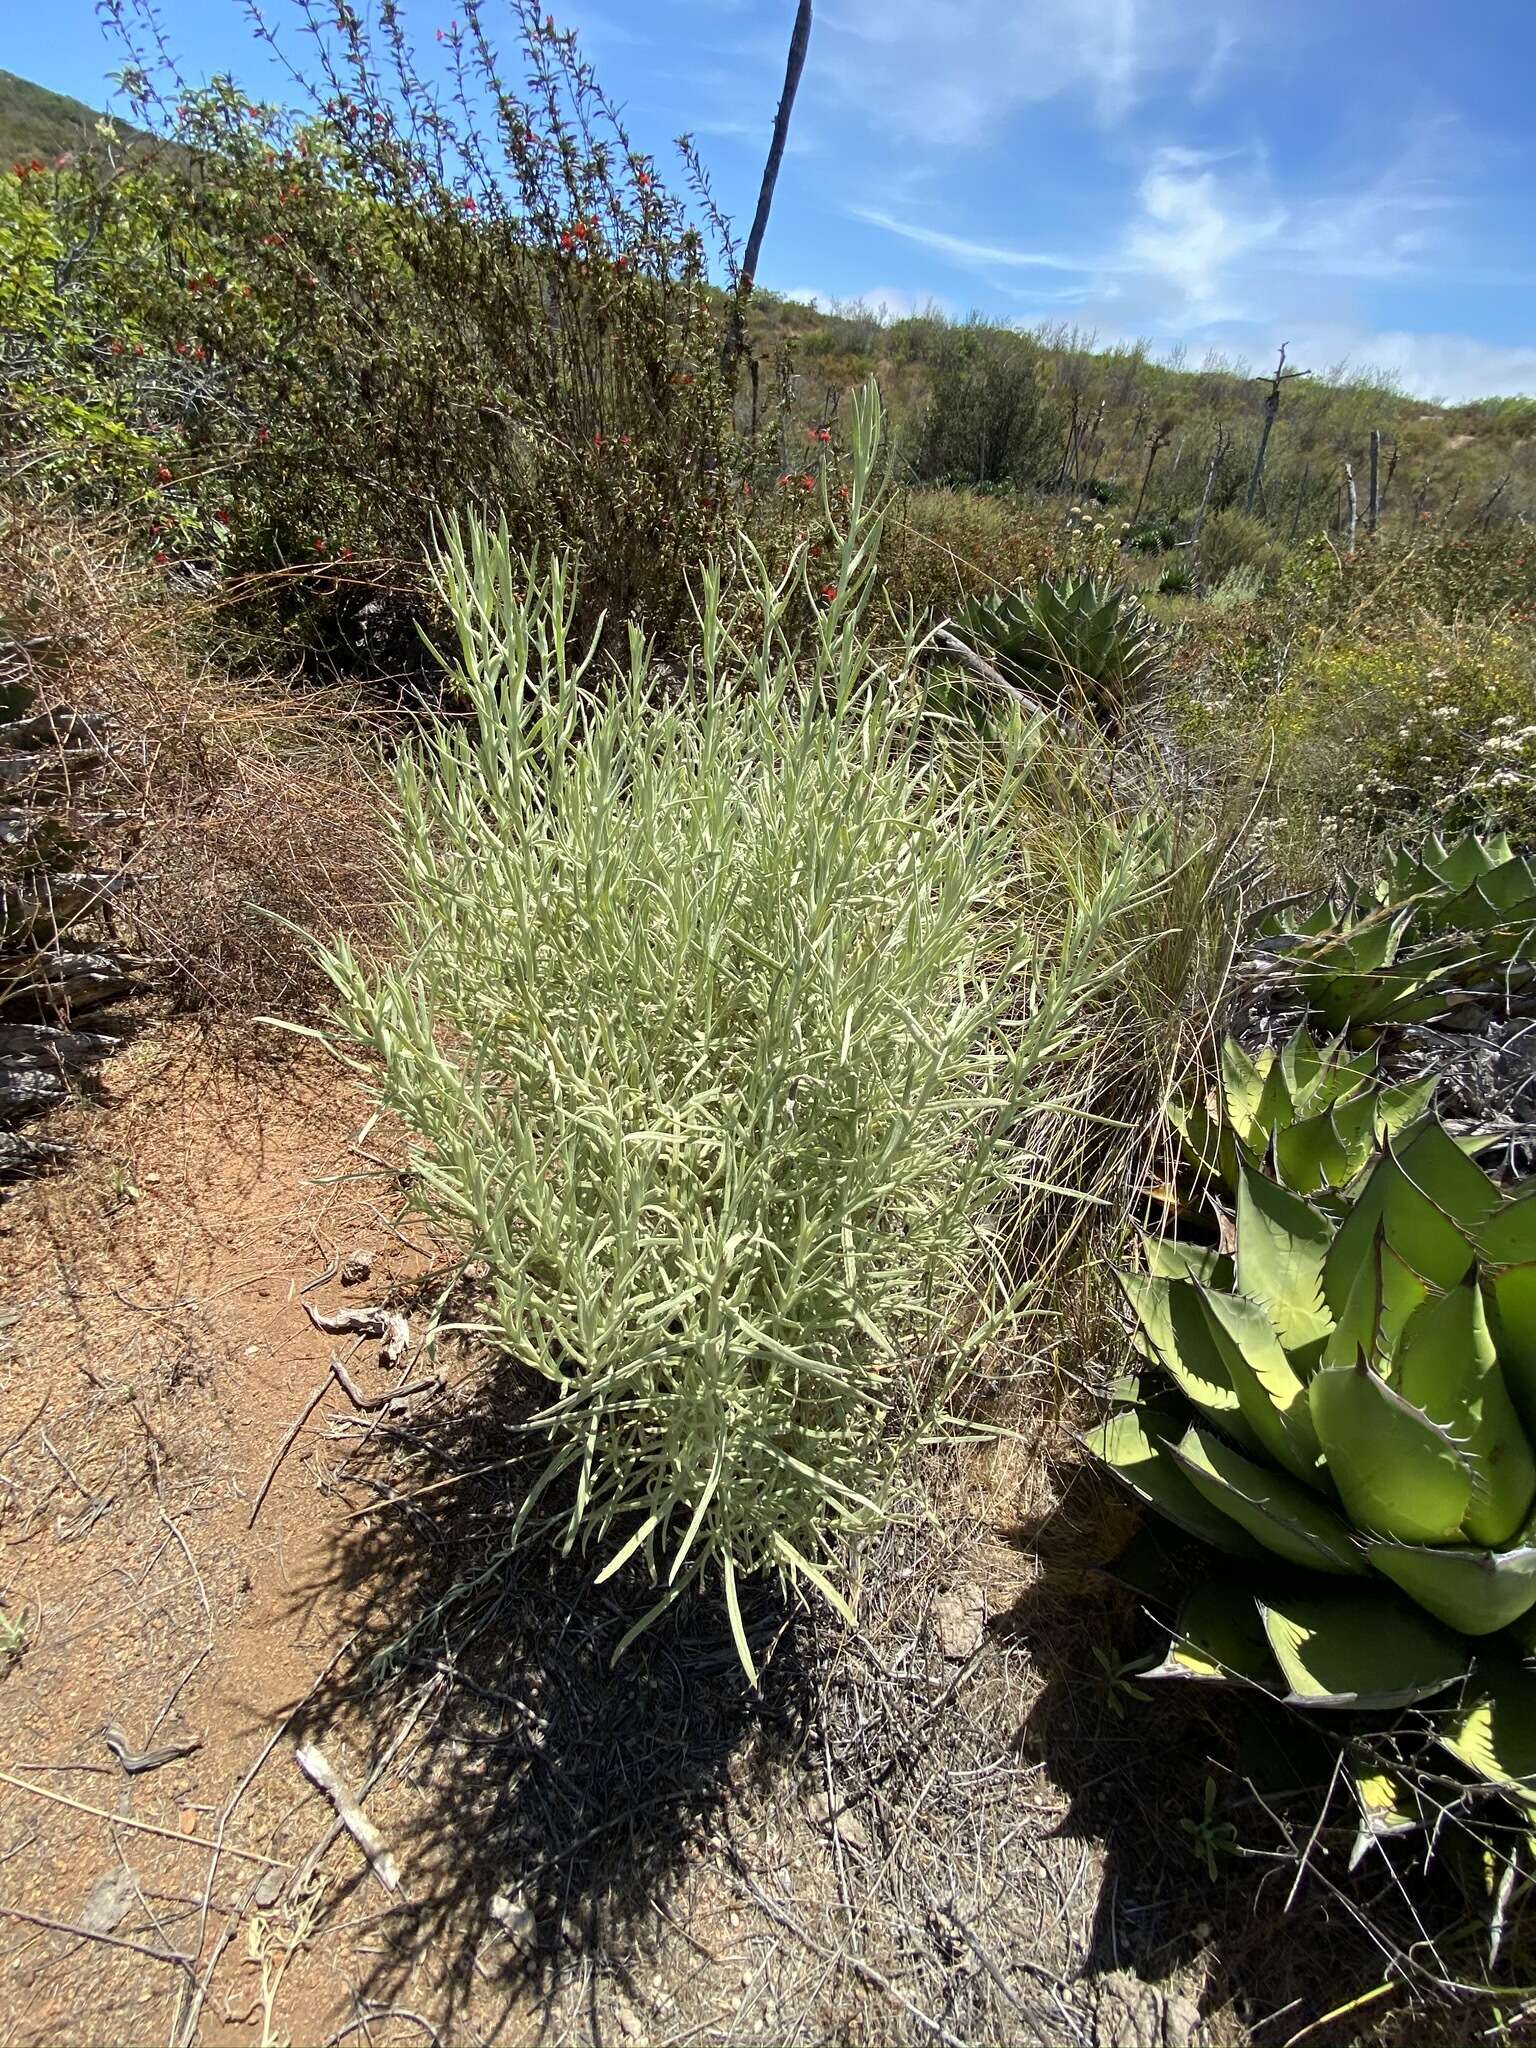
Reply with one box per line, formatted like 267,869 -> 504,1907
0,501 -> 391,1024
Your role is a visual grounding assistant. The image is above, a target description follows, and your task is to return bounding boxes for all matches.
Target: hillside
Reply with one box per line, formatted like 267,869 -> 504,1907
748,292 -> 1536,532
0,70 -> 122,162
5,64 -> 1532,534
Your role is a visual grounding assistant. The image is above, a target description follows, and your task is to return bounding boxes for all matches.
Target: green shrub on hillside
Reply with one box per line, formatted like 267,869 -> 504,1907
5,4 -> 787,654
1195,506 -> 1286,591
315,392 -> 1163,1671
906,320 -> 1059,491
1277,630 -> 1536,839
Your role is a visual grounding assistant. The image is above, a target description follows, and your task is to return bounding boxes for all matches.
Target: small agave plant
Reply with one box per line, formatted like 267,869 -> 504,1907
1254,830 -> 1536,1036
1382,830 -> 1536,938
1169,1029 -> 1436,1201
1092,1114 -> 1536,1811
949,572 -> 1160,724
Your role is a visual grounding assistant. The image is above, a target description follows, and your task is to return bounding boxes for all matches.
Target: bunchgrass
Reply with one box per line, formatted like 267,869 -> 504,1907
316,390 -> 1177,1674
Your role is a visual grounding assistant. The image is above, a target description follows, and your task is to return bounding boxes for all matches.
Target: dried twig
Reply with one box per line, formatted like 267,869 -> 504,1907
248,1373 -> 334,1528
0,1771 -> 286,1868
0,1900 -> 193,1968
294,1743 -> 401,1893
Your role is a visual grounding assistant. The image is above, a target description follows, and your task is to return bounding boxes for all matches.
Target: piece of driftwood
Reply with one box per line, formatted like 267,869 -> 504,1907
304,1299 -> 411,1367
294,1743 -> 401,1892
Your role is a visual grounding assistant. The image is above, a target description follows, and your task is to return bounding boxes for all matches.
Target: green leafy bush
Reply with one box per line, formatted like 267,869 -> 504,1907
7,2 -> 783,654
1195,506 -> 1285,590
314,394 -> 1155,1672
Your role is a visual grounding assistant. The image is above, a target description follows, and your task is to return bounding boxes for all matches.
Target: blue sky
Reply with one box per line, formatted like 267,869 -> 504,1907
14,0 -> 1536,399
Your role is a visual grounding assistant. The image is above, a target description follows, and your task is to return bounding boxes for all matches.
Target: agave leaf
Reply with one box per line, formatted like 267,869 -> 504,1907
1436,832 -> 1503,889
1142,1238 -> 1233,1289
1273,1109 -> 1351,1196
1259,1589 -> 1469,1709
1374,1072 -> 1439,1143
1489,1264 -> 1536,1438
1309,1360 -> 1475,1544
1322,1217 -> 1386,1370
1084,1406 -> 1265,1558
1253,1050 -> 1295,1138
1199,1288 -> 1322,1484
1325,1120 -> 1493,1316
1167,1098 -> 1222,1183
1116,1272 -> 1257,1445
1143,1581 -> 1279,1687
1369,1538 -> 1536,1636
1220,1038 -> 1269,1142
1481,1190 -> 1536,1268
1234,1162 -> 1334,1358
1479,857 -> 1536,916
1171,1425 -> 1365,1575
1394,1283 -> 1535,1548
1348,1765 -> 1422,1868
1440,1666 -> 1536,1814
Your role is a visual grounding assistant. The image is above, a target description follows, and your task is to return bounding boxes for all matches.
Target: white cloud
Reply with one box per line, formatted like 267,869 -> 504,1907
1275,326 -> 1536,403
846,206 -> 1093,275
816,0 -> 1247,145
1122,150 -> 1284,317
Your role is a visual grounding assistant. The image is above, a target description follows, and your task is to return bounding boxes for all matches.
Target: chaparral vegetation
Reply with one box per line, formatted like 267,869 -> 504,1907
1,8 -> 1535,2047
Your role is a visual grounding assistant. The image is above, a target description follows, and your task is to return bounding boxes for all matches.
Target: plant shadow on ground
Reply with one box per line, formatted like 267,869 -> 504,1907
997,1459 -> 1526,2048
282,1353 -> 815,2040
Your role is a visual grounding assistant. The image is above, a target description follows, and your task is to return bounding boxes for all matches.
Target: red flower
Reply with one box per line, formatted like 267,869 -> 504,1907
257,427 -> 270,444
109,340 -> 123,355
313,539 -> 327,554
815,426 -> 831,443
460,195 -> 476,212
820,584 -> 839,602
592,431 -> 603,448
559,231 -> 575,252
340,547 -> 353,560
215,509 -> 231,525
153,551 -> 168,565
156,465 -> 173,483
801,475 -> 814,491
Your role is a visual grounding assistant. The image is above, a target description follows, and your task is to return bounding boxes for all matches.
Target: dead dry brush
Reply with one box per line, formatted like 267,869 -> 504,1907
0,500 -> 393,1029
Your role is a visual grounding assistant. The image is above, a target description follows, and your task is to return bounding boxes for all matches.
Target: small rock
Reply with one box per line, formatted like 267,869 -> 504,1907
933,1582 -> 987,1660
1441,1000 -> 1489,1033
80,1866 -> 138,1935
340,1250 -> 373,1287
831,1806 -> 870,1852
616,2002 -> 644,2041
1090,1970 -> 1199,2048
488,1892 -> 537,1946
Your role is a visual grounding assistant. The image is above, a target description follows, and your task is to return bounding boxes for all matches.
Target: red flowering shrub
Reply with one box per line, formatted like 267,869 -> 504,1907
8,0 -> 795,659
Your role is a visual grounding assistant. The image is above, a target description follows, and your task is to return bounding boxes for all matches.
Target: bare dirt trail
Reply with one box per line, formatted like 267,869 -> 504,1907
0,1031 -> 443,2046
